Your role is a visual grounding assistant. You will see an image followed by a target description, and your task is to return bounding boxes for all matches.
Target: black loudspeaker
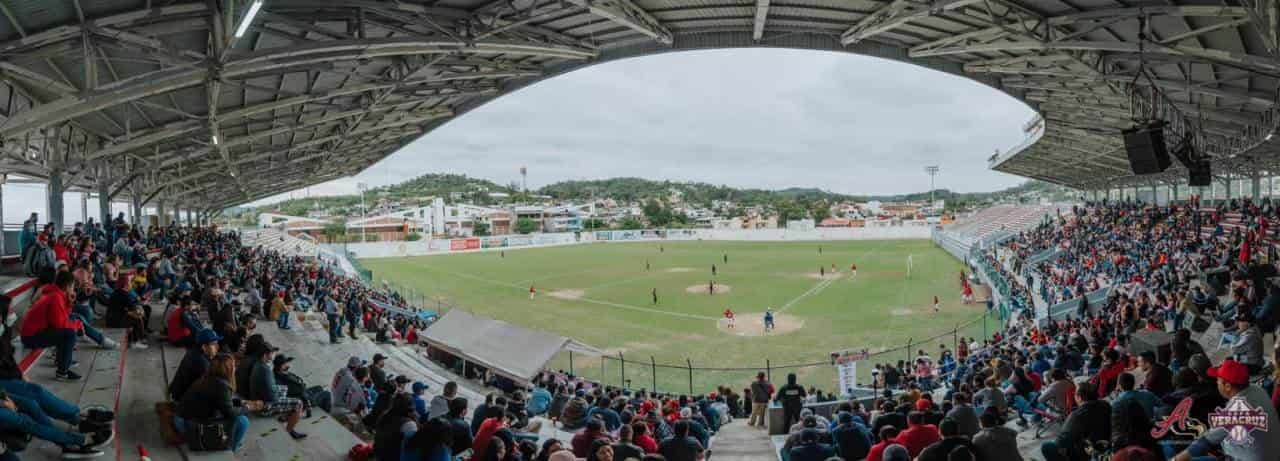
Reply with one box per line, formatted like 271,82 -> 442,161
1122,122 -> 1171,174
1188,160 -> 1211,186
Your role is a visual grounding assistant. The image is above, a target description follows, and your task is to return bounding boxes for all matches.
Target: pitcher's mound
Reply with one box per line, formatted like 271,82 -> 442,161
717,313 -> 803,336
666,267 -> 694,273
805,272 -> 842,280
549,289 -> 585,300
686,284 -> 731,294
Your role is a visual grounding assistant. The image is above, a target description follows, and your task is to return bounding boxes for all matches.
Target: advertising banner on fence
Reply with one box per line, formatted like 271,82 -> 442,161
481,236 -> 507,248
833,348 -> 871,395
594,231 -> 613,241
429,239 -> 451,252
640,230 -> 664,239
507,236 -> 533,247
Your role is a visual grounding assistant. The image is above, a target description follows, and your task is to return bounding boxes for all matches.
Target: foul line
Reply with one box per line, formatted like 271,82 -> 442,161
777,275 -> 839,313
779,247 -> 879,314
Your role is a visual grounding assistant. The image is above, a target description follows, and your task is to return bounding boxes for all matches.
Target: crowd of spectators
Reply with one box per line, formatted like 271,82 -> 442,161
9,196 -> 1280,461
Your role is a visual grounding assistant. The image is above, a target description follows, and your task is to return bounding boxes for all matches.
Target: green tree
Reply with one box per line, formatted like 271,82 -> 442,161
473,221 -> 490,236
643,199 -> 673,227
514,218 -> 540,234
582,218 -> 607,230
810,200 -> 831,223
322,219 -> 347,243
618,217 -> 643,230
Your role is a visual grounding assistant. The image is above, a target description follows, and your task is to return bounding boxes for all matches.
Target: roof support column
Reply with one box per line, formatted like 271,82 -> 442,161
173,204 -> 180,227
98,182 -> 112,232
157,200 -> 167,227
1252,175 -> 1262,200
131,194 -> 142,228
80,192 -> 88,227
1171,183 -> 1179,203
47,170 -> 65,235
0,176 -> 6,256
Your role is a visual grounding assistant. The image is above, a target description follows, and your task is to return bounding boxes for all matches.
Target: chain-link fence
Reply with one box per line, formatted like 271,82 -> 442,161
548,308 -> 1007,395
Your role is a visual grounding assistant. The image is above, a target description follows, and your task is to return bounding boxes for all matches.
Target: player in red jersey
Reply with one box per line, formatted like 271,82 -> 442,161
724,308 -> 735,328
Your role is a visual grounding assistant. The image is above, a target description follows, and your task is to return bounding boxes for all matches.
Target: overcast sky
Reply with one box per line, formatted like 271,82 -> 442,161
4,48 -> 1042,223
262,48 -> 1038,204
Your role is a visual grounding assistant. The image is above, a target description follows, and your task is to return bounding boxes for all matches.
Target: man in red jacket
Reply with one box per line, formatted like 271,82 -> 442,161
891,411 -> 941,458
19,272 -> 83,381
471,411 -> 512,461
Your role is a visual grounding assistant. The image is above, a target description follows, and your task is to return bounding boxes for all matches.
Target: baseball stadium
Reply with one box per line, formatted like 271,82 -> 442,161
0,0 -> 1274,460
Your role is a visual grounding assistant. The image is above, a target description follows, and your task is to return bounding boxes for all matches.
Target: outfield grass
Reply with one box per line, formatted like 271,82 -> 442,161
360,239 -> 1000,394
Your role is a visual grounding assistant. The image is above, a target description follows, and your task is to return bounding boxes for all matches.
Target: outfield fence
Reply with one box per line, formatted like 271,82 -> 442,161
554,305 -> 1010,395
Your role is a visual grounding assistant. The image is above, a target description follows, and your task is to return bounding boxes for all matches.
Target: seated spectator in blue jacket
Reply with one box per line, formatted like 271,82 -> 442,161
411,382 -> 430,420
527,383 -> 552,416
831,412 -> 872,461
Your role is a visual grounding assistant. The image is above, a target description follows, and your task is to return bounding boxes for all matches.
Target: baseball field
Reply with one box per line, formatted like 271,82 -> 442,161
359,239 -> 1000,394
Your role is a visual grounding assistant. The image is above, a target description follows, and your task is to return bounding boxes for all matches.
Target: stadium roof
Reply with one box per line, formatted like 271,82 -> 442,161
422,309 -> 600,384
0,0 -> 1274,209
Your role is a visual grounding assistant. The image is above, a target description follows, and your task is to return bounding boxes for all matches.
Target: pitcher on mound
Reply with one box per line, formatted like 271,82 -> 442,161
724,307 -> 735,329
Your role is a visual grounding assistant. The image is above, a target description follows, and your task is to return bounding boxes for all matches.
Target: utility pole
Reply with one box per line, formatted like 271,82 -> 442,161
924,165 -> 940,211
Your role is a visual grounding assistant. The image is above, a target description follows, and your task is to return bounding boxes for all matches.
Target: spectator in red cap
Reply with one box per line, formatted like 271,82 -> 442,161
1172,359 -> 1280,461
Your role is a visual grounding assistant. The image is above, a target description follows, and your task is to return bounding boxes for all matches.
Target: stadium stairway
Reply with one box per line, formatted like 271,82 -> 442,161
704,421 -> 769,461
254,312 -> 631,446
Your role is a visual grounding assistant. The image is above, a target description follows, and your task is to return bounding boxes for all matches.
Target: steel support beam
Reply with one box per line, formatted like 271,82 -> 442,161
753,0 -> 771,41
841,0 -> 983,46
561,0 -> 673,45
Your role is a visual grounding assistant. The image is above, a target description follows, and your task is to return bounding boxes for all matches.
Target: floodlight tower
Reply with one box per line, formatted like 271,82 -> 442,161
520,166 -> 528,193
357,182 -> 368,243
924,165 -> 940,209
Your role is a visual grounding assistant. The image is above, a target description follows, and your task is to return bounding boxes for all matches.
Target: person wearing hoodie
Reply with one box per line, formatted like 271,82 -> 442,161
944,393 -> 979,437
890,411 -> 940,458
915,418 -> 974,461
787,429 -> 833,461
1040,381 -> 1111,461
972,409 -> 1021,461
561,392 -> 590,430
880,443 -> 911,461
830,412 -> 872,461
775,373 -> 806,428
19,272 -> 83,381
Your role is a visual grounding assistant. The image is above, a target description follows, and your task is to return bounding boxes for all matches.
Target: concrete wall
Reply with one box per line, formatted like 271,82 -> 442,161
341,226 -> 934,259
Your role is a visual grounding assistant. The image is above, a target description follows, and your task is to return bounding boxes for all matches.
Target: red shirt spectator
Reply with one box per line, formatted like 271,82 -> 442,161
471,416 -> 508,461
19,284 -> 82,338
891,413 -> 940,458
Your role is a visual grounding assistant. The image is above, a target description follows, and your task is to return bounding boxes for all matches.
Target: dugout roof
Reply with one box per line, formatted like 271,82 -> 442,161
0,0 -> 1275,206
422,308 -> 599,384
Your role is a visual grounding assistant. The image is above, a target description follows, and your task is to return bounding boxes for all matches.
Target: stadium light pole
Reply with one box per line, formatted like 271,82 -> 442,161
358,182 -> 368,244
924,166 -> 940,210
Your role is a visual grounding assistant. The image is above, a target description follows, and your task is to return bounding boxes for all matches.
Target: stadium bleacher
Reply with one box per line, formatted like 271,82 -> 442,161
3,197 -> 1277,461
